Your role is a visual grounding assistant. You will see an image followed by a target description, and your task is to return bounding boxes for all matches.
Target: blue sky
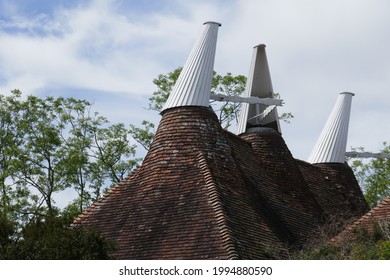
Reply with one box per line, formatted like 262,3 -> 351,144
1,0 -> 390,162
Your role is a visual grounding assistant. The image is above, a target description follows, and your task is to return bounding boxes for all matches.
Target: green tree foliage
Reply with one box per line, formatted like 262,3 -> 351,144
1,90 -> 139,259
149,67 -> 182,112
90,123 -> 139,186
0,215 -> 15,252
348,143 -> 390,208
211,72 -> 247,128
0,90 -> 36,226
129,120 -> 155,151
0,91 -> 139,225
14,95 -> 77,217
0,215 -> 115,260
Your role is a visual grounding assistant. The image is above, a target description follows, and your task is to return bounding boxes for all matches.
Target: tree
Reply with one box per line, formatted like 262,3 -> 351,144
210,72 -> 247,128
0,91 -> 139,223
57,99 -> 139,212
0,214 -> 15,253
0,215 -> 115,260
129,120 -> 155,151
348,143 -> 390,208
88,123 -> 139,196
148,67 -> 182,112
0,91 -> 141,259
0,90 -> 36,227
13,95 -> 77,217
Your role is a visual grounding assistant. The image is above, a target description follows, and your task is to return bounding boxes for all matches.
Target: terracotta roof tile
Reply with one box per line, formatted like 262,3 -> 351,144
297,160 -> 368,222
333,196 -> 390,243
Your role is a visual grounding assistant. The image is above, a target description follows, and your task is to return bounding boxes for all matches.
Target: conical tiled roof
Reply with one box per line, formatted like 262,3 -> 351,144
237,44 -> 281,134
308,92 -> 354,163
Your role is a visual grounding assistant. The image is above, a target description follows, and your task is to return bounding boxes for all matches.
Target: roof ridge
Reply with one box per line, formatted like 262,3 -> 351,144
197,152 -> 238,259
357,196 -> 390,218
331,195 -> 390,243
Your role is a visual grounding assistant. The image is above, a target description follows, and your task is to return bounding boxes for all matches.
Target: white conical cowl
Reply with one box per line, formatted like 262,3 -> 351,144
308,92 -> 355,164
162,21 -> 221,112
237,44 -> 280,134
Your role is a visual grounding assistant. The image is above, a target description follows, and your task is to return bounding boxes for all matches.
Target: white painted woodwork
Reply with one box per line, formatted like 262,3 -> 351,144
237,44 -> 281,134
345,152 -> 390,159
308,92 -> 355,163
162,22 -> 221,111
210,94 -> 283,106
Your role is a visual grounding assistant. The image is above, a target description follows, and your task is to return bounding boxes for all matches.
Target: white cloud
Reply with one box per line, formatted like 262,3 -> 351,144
0,0 -> 203,96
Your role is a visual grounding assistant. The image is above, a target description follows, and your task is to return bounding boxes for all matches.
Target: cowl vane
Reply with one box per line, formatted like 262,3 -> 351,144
162,21 -> 221,112
237,44 -> 280,134
308,92 -> 355,164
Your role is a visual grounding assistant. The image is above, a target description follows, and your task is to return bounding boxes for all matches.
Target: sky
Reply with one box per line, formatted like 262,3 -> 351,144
1,0 -> 389,161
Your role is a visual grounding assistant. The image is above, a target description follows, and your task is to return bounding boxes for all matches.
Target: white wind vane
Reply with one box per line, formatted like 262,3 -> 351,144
345,152 -> 390,159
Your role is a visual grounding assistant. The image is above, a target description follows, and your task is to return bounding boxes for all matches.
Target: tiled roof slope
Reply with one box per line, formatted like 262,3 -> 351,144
75,107 -> 368,259
297,161 -> 369,222
239,128 -> 323,244
333,197 -> 390,243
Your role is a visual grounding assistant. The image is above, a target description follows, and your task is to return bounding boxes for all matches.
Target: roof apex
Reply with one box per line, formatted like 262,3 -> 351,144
203,21 -> 222,26
162,22 -> 221,112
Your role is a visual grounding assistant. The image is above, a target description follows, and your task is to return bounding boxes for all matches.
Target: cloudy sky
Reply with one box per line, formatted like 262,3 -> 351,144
1,0 -> 389,163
